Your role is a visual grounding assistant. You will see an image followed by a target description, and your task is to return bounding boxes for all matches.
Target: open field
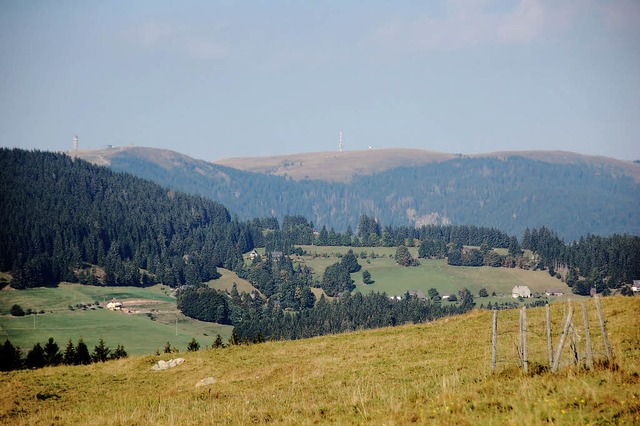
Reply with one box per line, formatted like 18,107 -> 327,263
207,268 -> 256,294
298,245 -> 566,299
1,297 -> 638,425
0,284 -> 232,355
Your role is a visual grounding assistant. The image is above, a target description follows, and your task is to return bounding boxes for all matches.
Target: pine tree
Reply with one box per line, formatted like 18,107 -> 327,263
229,329 -> 240,346
63,339 -> 75,365
92,338 -> 111,362
25,342 -> 46,369
340,249 -> 361,273
187,338 -> 200,352
0,339 -> 22,371
213,334 -> 224,348
110,344 -> 128,360
75,338 -> 91,365
43,337 -> 62,366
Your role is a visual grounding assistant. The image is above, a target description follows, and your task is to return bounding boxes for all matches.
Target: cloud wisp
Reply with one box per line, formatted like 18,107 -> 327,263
123,21 -> 227,61
370,0 -> 559,53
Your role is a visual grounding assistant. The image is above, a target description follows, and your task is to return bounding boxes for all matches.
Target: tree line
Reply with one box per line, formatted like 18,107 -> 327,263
218,288 -> 475,343
0,337 -> 127,372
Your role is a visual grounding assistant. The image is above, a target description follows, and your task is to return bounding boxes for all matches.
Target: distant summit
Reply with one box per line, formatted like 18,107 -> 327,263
214,148 -> 640,183
71,146 -> 640,241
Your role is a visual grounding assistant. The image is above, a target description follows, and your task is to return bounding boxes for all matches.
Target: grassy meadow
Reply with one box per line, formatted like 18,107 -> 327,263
0,247 -> 580,358
0,283 -> 232,355
298,245 -> 566,299
0,296 -> 638,425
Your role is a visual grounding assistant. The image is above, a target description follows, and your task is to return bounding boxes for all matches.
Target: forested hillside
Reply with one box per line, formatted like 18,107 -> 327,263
91,147 -> 640,241
0,149 -> 258,289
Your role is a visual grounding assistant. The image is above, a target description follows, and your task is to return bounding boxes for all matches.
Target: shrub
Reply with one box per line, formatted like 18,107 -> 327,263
187,338 -> 200,352
10,304 -> 25,317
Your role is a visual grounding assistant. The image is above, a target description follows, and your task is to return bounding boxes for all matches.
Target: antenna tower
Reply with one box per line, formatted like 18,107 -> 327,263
339,129 -> 344,152
73,135 -> 78,151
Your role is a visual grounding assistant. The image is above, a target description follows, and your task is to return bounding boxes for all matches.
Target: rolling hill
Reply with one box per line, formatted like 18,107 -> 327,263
71,146 -> 640,241
1,296 -> 638,424
215,148 -> 640,183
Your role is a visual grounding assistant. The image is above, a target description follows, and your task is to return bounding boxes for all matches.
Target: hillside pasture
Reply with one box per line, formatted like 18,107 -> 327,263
0,284 -> 232,355
298,245 -> 566,299
206,268 -> 257,294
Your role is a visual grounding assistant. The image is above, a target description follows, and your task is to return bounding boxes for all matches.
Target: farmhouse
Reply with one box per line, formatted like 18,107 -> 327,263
249,250 -> 260,261
632,280 -> 640,293
512,286 -> 531,298
544,289 -> 565,297
106,299 -> 122,310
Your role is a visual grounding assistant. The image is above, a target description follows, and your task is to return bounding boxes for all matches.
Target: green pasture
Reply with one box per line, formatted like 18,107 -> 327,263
0,247 -> 569,356
298,245 -> 567,298
0,283 -> 232,355
0,283 -> 174,315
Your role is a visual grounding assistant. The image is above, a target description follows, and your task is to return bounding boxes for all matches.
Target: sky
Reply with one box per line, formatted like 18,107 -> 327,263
1,0 -> 639,161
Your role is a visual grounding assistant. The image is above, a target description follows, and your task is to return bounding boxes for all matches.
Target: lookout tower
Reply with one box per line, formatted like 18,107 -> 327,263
73,135 -> 78,151
339,130 -> 344,152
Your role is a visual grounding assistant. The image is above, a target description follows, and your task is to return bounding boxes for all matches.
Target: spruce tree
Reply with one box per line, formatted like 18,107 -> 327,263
0,339 -> 22,371
63,339 -> 76,365
187,338 -> 200,352
110,344 -> 128,360
92,338 -> 111,362
213,334 -> 224,348
25,343 -> 46,369
43,337 -> 62,366
75,338 -> 91,365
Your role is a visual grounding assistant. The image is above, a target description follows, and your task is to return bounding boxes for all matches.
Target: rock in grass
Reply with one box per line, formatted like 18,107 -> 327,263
150,358 -> 185,371
195,377 -> 217,388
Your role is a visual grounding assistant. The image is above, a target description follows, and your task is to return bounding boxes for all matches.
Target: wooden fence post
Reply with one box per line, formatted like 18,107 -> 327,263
594,295 -> 612,362
552,302 -> 574,373
546,304 -> 553,367
491,310 -> 497,373
570,319 -> 579,366
582,301 -> 594,370
520,307 -> 528,374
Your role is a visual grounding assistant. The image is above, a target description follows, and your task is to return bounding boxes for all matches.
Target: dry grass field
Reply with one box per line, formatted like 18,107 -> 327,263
1,297 -> 638,425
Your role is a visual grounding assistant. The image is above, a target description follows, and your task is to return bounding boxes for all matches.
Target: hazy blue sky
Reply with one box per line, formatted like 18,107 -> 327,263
1,0 -> 639,161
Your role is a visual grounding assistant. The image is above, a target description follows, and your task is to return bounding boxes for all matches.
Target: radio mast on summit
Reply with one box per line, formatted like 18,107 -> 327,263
73,135 -> 78,151
339,129 -> 344,152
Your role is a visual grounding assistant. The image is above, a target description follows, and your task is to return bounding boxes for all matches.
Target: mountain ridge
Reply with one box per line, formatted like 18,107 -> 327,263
69,146 -> 640,241
70,146 -> 640,183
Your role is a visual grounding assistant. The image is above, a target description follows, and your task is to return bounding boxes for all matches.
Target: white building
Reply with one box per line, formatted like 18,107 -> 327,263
512,286 -> 532,298
106,299 -> 123,310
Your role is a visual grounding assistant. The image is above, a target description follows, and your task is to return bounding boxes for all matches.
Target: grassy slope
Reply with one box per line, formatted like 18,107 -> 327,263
1,297 -> 638,425
299,245 -> 566,298
207,268 -> 256,294
0,284 -> 232,355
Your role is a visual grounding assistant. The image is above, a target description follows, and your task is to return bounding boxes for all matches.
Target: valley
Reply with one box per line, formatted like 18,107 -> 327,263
1,246 -> 569,356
